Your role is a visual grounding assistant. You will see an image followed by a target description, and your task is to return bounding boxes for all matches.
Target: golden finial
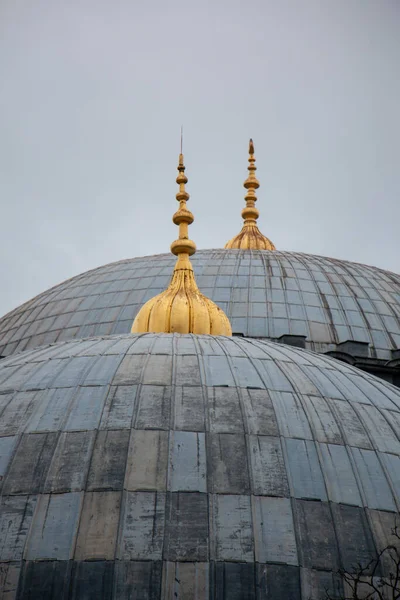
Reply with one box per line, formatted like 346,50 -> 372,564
225,139 -> 276,250
131,147 -> 232,336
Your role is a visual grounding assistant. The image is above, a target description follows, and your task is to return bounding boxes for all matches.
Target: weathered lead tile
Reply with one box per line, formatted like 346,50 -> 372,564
301,365 -> 344,399
379,452 -> 400,503
0,562 -> 20,600
366,377 -> 400,411
75,491 -> 121,560
368,508 -> 400,575
0,368 -> 22,393
3,432 -> 58,495
0,369 -> 20,393
248,435 -> 289,497
342,575 -> 384,600
142,355 -> 173,386
114,561 -> 162,600
0,393 -> 13,417
118,491 -> 165,560
168,431 -> 206,492
25,493 -> 82,560
318,443 -> 362,506
207,433 -> 250,494
70,561 -> 114,600
242,388 -> 279,435
135,385 -> 171,429
22,358 -> 68,390
44,431 -> 95,492
125,430 -> 168,491
284,439 -> 327,501
301,395 -> 343,444
331,504 -> 376,572
0,391 -> 38,436
175,355 -> 201,386
328,399 -> 372,449
112,354 -> 146,385
252,496 -> 297,564
173,387 -> 205,432
104,336 -> 136,355
51,356 -> 96,387
219,338 -> 249,358
99,385 -> 137,429
164,492 -> 208,561
210,494 -> 253,562
87,429 -> 130,491
63,386 -> 108,431
383,410 -> 400,444
83,354 -> 122,386
25,388 -> 76,432
368,508 -> 399,553
255,359 -> 294,392
162,562 -> 209,600
151,335 -> 174,355
127,335 -> 156,355
350,447 -> 396,511
0,436 -> 17,485
0,495 -> 37,560
75,339 -> 109,356
279,361 -> 320,395
202,355 -> 235,387
17,561 -> 71,600
257,564 -> 301,600
174,336 -> 197,355
271,392 -> 312,439
212,562 -> 256,600
300,568 -> 343,600
355,404 -> 400,454
293,499 -> 339,570
231,357 -> 264,388
196,336 -> 225,356
327,370 -> 375,405
347,373 -> 397,408
207,387 -> 243,433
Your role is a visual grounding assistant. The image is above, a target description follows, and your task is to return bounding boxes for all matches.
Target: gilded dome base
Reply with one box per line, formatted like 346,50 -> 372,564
225,224 -> 276,250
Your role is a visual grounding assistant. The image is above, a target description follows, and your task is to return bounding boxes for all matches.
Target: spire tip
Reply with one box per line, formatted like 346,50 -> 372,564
131,140 -> 232,336
224,138 -> 276,251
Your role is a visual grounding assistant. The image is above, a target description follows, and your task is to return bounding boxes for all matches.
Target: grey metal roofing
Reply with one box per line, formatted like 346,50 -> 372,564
1,250 -> 400,361
0,332 -> 400,598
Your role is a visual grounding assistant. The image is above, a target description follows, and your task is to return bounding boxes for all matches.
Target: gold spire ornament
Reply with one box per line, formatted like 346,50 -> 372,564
131,151 -> 232,336
225,139 -> 276,250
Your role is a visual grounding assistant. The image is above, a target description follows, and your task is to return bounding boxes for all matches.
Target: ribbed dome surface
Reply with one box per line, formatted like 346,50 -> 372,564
1,250 -> 400,360
1,333 -> 400,598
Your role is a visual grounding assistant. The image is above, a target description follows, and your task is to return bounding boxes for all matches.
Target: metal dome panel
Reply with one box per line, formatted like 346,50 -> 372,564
1,250 -> 400,359
0,333 -> 400,598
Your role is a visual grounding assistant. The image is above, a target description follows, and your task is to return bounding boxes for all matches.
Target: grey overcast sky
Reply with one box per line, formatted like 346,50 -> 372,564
0,0 -> 399,317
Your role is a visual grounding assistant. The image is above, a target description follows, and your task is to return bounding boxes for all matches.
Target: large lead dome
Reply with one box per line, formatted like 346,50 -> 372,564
1,333 -> 400,598
1,249 -> 400,359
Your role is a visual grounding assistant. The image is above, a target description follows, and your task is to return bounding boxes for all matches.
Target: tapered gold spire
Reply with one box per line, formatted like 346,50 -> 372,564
131,151 -> 232,336
225,139 -> 276,250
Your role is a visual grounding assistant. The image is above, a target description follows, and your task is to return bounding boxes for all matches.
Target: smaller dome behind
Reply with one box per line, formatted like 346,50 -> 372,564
1,250 -> 400,359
